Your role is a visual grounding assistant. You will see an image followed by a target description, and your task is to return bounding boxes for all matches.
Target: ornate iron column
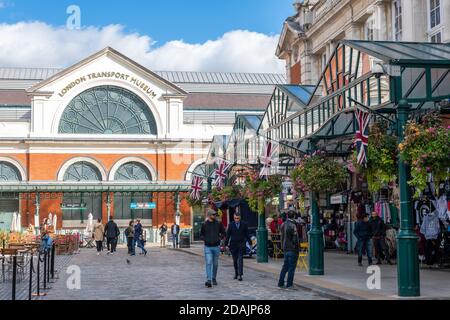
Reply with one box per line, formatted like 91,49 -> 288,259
396,99 -> 420,297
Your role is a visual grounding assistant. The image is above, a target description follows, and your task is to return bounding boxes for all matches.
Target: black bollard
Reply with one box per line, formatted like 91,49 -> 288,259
51,244 -> 55,279
32,251 -> 46,297
47,249 -> 50,283
43,250 -> 47,290
12,255 -> 17,301
28,253 -> 33,300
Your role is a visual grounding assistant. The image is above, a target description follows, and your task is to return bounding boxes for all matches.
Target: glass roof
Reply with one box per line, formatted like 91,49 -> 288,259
280,84 -> 316,105
343,40 -> 450,65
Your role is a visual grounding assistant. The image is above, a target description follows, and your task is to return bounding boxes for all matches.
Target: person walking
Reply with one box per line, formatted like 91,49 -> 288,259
159,222 -> 168,248
225,213 -> 251,281
369,211 -> 392,265
354,214 -> 373,266
134,219 -> 147,256
200,210 -> 226,288
125,220 -> 135,256
104,218 -> 120,255
278,210 -> 300,290
93,218 -> 105,255
171,222 -> 180,249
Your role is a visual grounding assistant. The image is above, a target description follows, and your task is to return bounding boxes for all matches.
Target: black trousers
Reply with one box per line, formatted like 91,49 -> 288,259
373,237 -> 390,262
107,238 -> 117,252
95,241 -> 103,252
230,245 -> 245,276
425,239 -> 439,265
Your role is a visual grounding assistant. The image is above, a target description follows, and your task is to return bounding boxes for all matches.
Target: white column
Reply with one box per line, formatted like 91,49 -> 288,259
375,1 -> 387,41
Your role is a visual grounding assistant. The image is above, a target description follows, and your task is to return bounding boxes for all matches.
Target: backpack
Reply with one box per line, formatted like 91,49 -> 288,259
124,227 -> 130,237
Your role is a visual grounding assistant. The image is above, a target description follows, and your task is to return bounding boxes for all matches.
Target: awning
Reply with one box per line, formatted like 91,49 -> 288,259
0,182 -> 191,193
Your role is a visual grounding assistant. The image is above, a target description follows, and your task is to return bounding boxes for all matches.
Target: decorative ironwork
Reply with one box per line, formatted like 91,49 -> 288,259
114,162 -> 152,181
63,162 -> 102,182
0,162 -> 21,182
59,85 -> 157,135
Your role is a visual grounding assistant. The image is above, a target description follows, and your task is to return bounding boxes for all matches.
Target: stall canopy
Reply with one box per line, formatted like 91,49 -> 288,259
259,40 -> 450,156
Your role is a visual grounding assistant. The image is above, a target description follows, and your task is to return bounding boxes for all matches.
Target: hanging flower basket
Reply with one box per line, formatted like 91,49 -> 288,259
351,121 -> 398,193
244,171 -> 282,215
291,151 -> 348,199
399,112 -> 450,197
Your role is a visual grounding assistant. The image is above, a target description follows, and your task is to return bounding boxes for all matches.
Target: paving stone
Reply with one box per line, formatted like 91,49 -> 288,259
37,246 -> 330,300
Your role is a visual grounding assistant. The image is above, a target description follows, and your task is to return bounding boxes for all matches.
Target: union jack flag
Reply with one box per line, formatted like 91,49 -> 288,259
214,159 -> 231,188
355,109 -> 370,167
190,175 -> 203,200
260,140 -> 279,177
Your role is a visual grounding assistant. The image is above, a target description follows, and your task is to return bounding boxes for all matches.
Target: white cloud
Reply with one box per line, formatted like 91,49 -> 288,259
0,21 -> 284,73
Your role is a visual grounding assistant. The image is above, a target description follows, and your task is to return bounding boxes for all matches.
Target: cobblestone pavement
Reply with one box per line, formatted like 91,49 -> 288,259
40,246 -> 331,300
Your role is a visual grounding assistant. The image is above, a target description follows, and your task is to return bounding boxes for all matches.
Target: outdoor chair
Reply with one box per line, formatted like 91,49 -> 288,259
297,242 -> 308,271
271,233 -> 283,260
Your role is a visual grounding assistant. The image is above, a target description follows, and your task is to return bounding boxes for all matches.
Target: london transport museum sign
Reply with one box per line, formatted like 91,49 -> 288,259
57,71 -> 158,99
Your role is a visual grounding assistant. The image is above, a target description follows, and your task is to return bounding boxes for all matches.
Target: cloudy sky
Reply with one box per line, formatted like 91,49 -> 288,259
0,0 -> 294,73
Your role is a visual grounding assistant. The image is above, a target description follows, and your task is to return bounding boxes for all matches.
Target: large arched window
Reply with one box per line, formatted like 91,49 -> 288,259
113,162 -> 153,221
0,162 -> 22,182
62,161 -> 102,221
185,162 -> 207,180
114,162 -> 152,181
58,85 -> 157,135
63,162 -> 102,182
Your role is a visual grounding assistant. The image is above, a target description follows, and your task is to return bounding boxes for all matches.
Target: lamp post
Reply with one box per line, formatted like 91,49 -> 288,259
308,142 -> 324,275
256,197 -> 268,263
396,99 -> 420,297
308,192 -> 324,275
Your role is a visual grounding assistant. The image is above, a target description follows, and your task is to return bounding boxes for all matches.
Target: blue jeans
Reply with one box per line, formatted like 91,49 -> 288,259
135,238 -> 147,254
278,251 -> 299,288
204,246 -> 220,282
357,238 -> 373,264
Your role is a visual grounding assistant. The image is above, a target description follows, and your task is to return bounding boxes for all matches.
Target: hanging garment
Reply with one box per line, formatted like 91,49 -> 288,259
420,213 -> 441,240
435,195 -> 448,221
389,204 -> 399,226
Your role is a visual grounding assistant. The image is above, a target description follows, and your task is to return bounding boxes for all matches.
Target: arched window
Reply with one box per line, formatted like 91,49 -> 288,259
62,161 -> 102,221
0,162 -> 22,182
114,162 -> 152,181
186,162 -> 207,180
59,85 -> 157,135
63,162 -> 102,182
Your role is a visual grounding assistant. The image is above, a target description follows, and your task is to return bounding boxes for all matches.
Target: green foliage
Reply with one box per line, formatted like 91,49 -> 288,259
399,113 -> 450,197
244,171 -> 282,214
352,121 -> 398,193
291,151 -> 348,196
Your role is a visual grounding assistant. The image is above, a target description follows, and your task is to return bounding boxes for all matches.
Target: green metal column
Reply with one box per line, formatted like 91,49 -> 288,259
308,192 -> 324,275
396,99 -> 420,297
257,198 -> 268,263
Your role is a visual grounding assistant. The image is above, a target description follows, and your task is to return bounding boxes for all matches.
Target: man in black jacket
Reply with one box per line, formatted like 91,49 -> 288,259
278,210 -> 300,290
104,218 -> 120,255
354,214 -> 373,266
225,213 -> 252,281
200,210 -> 226,288
369,211 -> 392,265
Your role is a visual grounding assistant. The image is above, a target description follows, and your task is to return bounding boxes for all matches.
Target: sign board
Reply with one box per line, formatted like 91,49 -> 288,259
130,202 -> 156,210
61,203 -> 87,210
330,194 -> 348,205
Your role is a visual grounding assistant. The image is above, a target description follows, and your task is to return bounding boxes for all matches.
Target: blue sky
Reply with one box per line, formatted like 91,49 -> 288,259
0,0 -> 294,73
0,0 -> 293,44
